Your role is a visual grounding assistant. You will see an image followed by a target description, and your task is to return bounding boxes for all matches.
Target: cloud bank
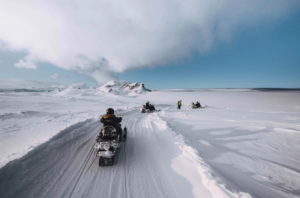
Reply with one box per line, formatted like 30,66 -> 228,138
0,0 -> 299,83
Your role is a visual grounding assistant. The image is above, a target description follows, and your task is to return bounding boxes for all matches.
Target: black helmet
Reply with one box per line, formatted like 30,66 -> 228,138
106,108 -> 114,114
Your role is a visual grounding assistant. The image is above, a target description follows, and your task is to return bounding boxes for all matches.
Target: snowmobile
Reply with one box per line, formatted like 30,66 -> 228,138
190,102 -> 207,109
140,104 -> 160,113
94,125 -> 127,166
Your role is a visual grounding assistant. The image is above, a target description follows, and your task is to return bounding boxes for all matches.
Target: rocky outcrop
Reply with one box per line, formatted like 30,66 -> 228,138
99,80 -> 150,95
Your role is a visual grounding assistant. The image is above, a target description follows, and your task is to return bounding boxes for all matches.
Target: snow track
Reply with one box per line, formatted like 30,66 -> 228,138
0,109 -> 203,198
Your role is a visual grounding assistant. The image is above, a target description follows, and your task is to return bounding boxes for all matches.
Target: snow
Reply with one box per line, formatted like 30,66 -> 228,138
0,85 -> 299,198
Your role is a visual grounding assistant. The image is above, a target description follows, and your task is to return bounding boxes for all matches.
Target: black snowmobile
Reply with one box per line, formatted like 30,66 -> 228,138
140,104 -> 160,113
190,102 -> 206,109
94,126 -> 127,166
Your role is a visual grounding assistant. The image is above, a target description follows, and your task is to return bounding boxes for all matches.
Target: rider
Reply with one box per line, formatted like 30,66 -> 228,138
100,108 -> 122,140
146,101 -> 150,109
146,101 -> 156,111
177,100 -> 182,109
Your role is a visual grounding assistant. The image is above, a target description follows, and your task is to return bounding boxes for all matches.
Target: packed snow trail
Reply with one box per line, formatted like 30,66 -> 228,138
0,107 -> 212,198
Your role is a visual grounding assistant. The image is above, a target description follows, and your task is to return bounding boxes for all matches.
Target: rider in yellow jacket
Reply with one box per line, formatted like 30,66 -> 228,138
177,100 -> 182,109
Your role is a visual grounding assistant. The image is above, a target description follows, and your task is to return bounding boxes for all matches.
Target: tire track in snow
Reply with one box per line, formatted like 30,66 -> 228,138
68,145 -> 94,198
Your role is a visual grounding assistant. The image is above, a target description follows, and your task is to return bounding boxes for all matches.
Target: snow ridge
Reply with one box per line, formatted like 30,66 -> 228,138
155,113 -> 252,198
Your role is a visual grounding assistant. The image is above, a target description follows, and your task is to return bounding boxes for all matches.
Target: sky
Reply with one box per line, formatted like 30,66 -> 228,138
116,11 -> 300,89
0,0 -> 299,89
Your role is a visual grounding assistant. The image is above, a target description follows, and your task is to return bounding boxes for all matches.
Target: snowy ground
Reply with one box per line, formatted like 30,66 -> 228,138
0,87 -> 299,198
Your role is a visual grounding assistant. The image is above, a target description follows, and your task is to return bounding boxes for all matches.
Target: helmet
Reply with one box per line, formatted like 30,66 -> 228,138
106,108 -> 114,114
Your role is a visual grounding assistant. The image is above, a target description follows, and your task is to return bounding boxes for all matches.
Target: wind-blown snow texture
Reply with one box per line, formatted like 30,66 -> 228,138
0,83 -> 299,198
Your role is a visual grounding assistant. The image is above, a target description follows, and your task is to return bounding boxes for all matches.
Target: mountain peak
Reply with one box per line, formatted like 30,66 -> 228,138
99,80 -> 150,95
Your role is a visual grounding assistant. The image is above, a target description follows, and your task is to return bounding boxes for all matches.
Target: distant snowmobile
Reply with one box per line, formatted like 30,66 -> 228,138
140,104 -> 160,113
190,102 -> 206,109
95,126 -> 127,166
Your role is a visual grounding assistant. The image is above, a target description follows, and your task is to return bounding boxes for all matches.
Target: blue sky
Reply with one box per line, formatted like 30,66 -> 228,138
115,11 -> 300,89
0,50 -> 97,86
0,2 -> 299,89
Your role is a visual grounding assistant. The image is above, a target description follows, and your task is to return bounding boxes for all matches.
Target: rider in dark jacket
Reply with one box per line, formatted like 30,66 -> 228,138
99,108 -> 122,141
100,109 -> 122,127
146,101 -> 150,109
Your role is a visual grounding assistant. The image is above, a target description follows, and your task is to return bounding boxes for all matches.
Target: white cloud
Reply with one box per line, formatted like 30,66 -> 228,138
0,0 -> 299,83
51,74 -> 59,79
14,60 -> 37,69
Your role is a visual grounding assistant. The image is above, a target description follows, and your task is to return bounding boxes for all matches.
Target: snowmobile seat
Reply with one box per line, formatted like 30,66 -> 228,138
96,126 -> 119,142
